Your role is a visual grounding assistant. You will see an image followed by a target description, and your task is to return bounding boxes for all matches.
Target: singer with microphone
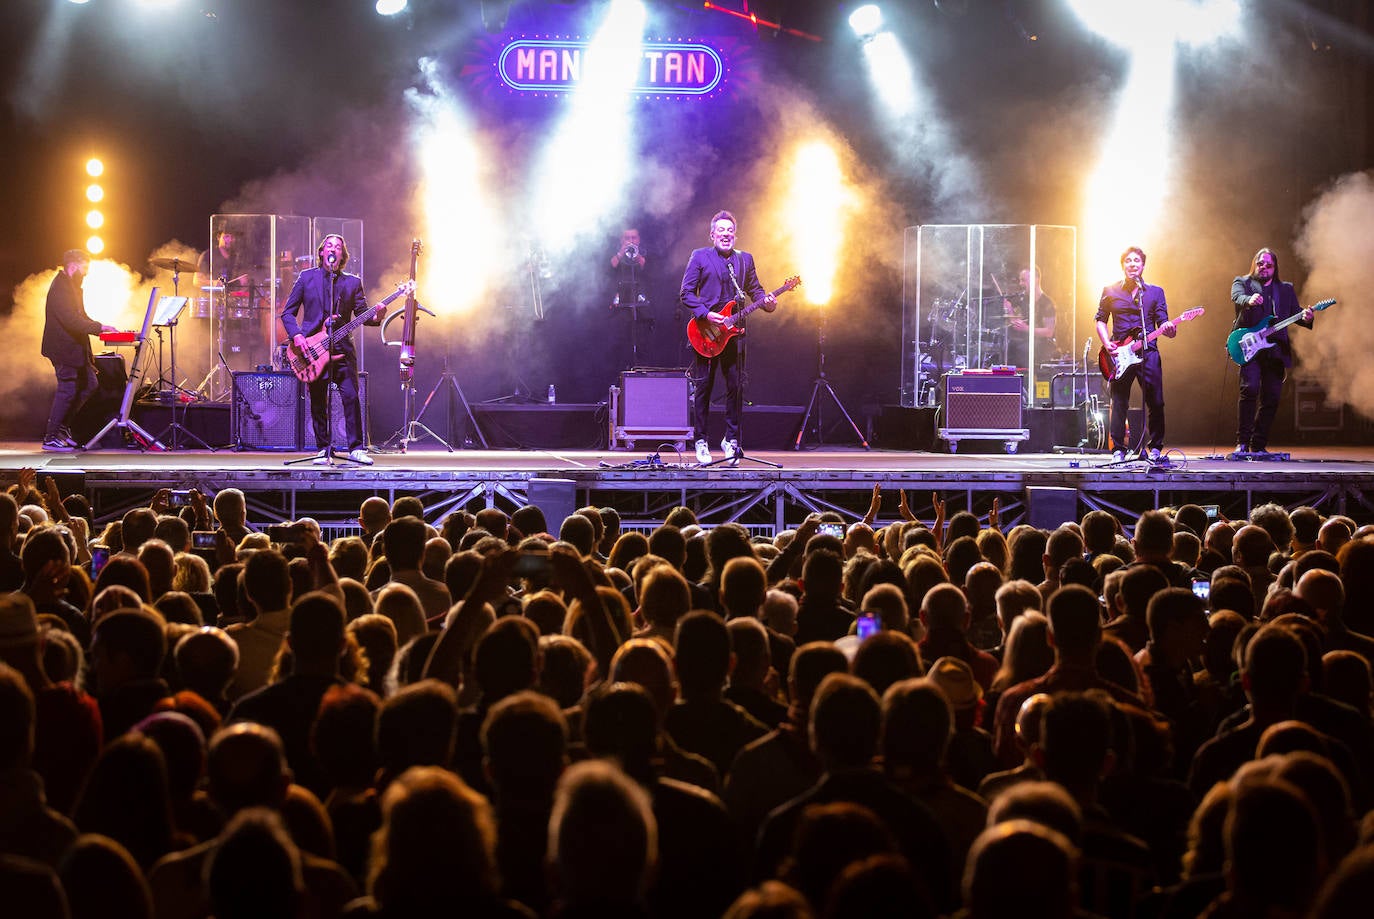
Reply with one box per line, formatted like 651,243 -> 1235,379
1095,246 -> 1175,462
279,234 -> 383,465
1231,247 -> 1313,456
679,210 -> 775,464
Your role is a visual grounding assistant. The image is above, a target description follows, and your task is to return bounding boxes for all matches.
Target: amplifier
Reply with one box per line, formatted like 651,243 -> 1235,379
232,371 -> 301,451
610,369 -> 692,450
944,371 -> 1023,429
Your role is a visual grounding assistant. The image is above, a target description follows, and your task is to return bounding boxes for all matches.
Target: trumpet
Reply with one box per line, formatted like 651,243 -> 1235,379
622,243 -> 640,261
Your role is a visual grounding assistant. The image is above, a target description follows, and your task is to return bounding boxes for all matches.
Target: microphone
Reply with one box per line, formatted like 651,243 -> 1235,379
326,252 -> 338,268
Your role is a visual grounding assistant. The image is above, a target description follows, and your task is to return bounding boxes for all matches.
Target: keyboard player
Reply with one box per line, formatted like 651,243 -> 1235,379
42,248 -> 117,452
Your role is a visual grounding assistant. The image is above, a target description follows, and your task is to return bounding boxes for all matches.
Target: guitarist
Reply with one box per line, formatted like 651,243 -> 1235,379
1095,246 -> 1176,462
1231,247 -> 1313,456
679,210 -> 775,464
279,234 -> 384,465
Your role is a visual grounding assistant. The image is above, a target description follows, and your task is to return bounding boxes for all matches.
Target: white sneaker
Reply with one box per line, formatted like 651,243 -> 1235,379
349,448 -> 374,466
721,438 -> 740,461
312,449 -> 330,465
694,439 -> 711,464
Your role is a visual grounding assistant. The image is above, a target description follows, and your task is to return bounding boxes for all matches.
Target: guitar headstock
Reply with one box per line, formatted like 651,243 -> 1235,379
411,239 -> 423,256
1311,298 -> 1336,312
781,276 -> 801,292
1179,307 -> 1205,322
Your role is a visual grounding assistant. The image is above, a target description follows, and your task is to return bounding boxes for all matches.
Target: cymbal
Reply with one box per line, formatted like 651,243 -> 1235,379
150,256 -> 196,272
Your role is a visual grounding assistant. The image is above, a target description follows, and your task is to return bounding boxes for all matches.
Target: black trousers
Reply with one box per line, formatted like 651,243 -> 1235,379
1109,349 -> 1164,451
46,359 -> 98,439
689,337 -> 741,445
307,350 -> 363,451
1237,352 -> 1286,450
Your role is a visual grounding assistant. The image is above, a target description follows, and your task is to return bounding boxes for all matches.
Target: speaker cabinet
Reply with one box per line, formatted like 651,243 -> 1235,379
318,372 -> 370,449
1026,486 -> 1078,530
944,372 -> 1023,429
232,371 -> 301,451
527,478 -> 577,531
610,369 -> 692,450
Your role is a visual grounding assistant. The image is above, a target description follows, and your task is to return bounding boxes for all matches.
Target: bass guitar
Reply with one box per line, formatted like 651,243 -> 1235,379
285,280 -> 413,383
687,276 -> 801,359
1098,307 -> 1206,381
1225,298 -> 1335,366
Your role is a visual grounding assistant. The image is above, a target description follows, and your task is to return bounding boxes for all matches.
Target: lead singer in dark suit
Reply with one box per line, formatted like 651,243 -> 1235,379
280,234 -> 383,465
1231,247 -> 1313,456
679,210 -> 775,464
1095,246 -> 1176,462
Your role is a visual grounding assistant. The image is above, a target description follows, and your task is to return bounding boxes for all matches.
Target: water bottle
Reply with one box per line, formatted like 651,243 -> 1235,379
547,385 -> 556,404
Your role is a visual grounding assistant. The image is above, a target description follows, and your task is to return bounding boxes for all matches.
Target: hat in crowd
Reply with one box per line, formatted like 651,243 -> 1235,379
927,656 -> 982,711
0,593 -> 40,648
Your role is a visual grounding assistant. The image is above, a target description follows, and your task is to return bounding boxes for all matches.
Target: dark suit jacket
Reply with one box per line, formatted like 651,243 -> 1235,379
41,270 -> 102,366
1095,280 -> 1170,348
679,246 -> 766,319
279,267 -> 373,354
1231,275 -> 1307,367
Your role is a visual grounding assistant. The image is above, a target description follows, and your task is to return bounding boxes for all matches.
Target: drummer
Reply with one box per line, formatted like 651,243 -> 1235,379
196,224 -> 245,290
1000,266 -> 1056,370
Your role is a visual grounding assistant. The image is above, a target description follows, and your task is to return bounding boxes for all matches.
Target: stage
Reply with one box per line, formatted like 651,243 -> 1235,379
6,441 -> 1373,538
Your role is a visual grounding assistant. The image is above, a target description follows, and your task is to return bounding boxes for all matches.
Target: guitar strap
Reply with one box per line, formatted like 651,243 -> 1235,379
726,257 -> 748,327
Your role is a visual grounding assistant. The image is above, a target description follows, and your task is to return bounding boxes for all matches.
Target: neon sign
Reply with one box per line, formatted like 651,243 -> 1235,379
497,39 -> 725,95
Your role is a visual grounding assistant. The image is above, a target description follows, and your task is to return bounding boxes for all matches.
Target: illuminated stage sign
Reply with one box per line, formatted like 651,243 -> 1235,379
497,39 -> 725,96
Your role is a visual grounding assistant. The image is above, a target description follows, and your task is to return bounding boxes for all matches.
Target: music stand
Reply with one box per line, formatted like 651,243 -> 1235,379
85,287 -> 167,451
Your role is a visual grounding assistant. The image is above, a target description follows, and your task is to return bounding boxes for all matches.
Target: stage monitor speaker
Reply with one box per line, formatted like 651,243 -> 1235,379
621,370 -> 690,428
1026,486 -> 1078,531
232,371 -> 301,451
527,478 -> 577,530
317,372 -> 370,449
944,372 -> 1023,430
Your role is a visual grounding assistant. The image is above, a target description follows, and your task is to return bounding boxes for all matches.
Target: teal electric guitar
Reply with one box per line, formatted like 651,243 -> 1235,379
1225,298 -> 1336,366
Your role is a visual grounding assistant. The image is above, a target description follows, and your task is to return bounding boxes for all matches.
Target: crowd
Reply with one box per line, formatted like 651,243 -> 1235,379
3,469 -> 1374,919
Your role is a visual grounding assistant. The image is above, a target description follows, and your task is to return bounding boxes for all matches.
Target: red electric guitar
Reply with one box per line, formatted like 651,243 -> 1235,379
687,276 -> 800,359
1097,307 -> 1205,381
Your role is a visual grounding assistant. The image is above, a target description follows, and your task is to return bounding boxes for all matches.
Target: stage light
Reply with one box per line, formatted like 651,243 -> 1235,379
85,158 -> 103,177
786,140 -> 850,307
849,4 -> 884,41
86,184 -> 103,203
1080,45 -> 1178,283
862,31 -> 916,117
375,0 -> 407,15
1067,0 -> 1240,49
67,0 -> 90,4
87,235 -> 104,255
409,58 -> 500,315
532,0 -> 645,250
86,210 -> 103,229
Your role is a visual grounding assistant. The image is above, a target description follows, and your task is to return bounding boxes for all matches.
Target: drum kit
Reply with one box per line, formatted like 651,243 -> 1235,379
916,290 -> 1024,405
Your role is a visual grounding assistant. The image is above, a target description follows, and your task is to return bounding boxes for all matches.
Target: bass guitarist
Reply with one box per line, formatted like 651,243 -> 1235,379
1231,247 -> 1312,456
280,234 -> 384,465
1095,246 -> 1176,462
679,210 -> 775,464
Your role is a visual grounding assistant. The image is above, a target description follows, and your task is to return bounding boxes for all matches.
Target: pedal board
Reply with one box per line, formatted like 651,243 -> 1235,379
1229,450 -> 1291,462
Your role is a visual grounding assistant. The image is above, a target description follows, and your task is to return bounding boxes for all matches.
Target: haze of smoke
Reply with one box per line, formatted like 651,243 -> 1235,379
1293,171 -> 1374,418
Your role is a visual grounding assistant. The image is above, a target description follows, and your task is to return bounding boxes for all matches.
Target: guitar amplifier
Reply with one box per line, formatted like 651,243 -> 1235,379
944,371 -> 1024,428
939,371 -> 1029,453
232,371 -> 301,451
610,369 -> 692,451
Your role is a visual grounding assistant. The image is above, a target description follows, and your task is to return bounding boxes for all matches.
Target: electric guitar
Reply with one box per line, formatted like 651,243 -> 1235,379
687,276 -> 800,359
1226,298 -> 1335,366
1097,307 -> 1206,381
285,281 -> 412,382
